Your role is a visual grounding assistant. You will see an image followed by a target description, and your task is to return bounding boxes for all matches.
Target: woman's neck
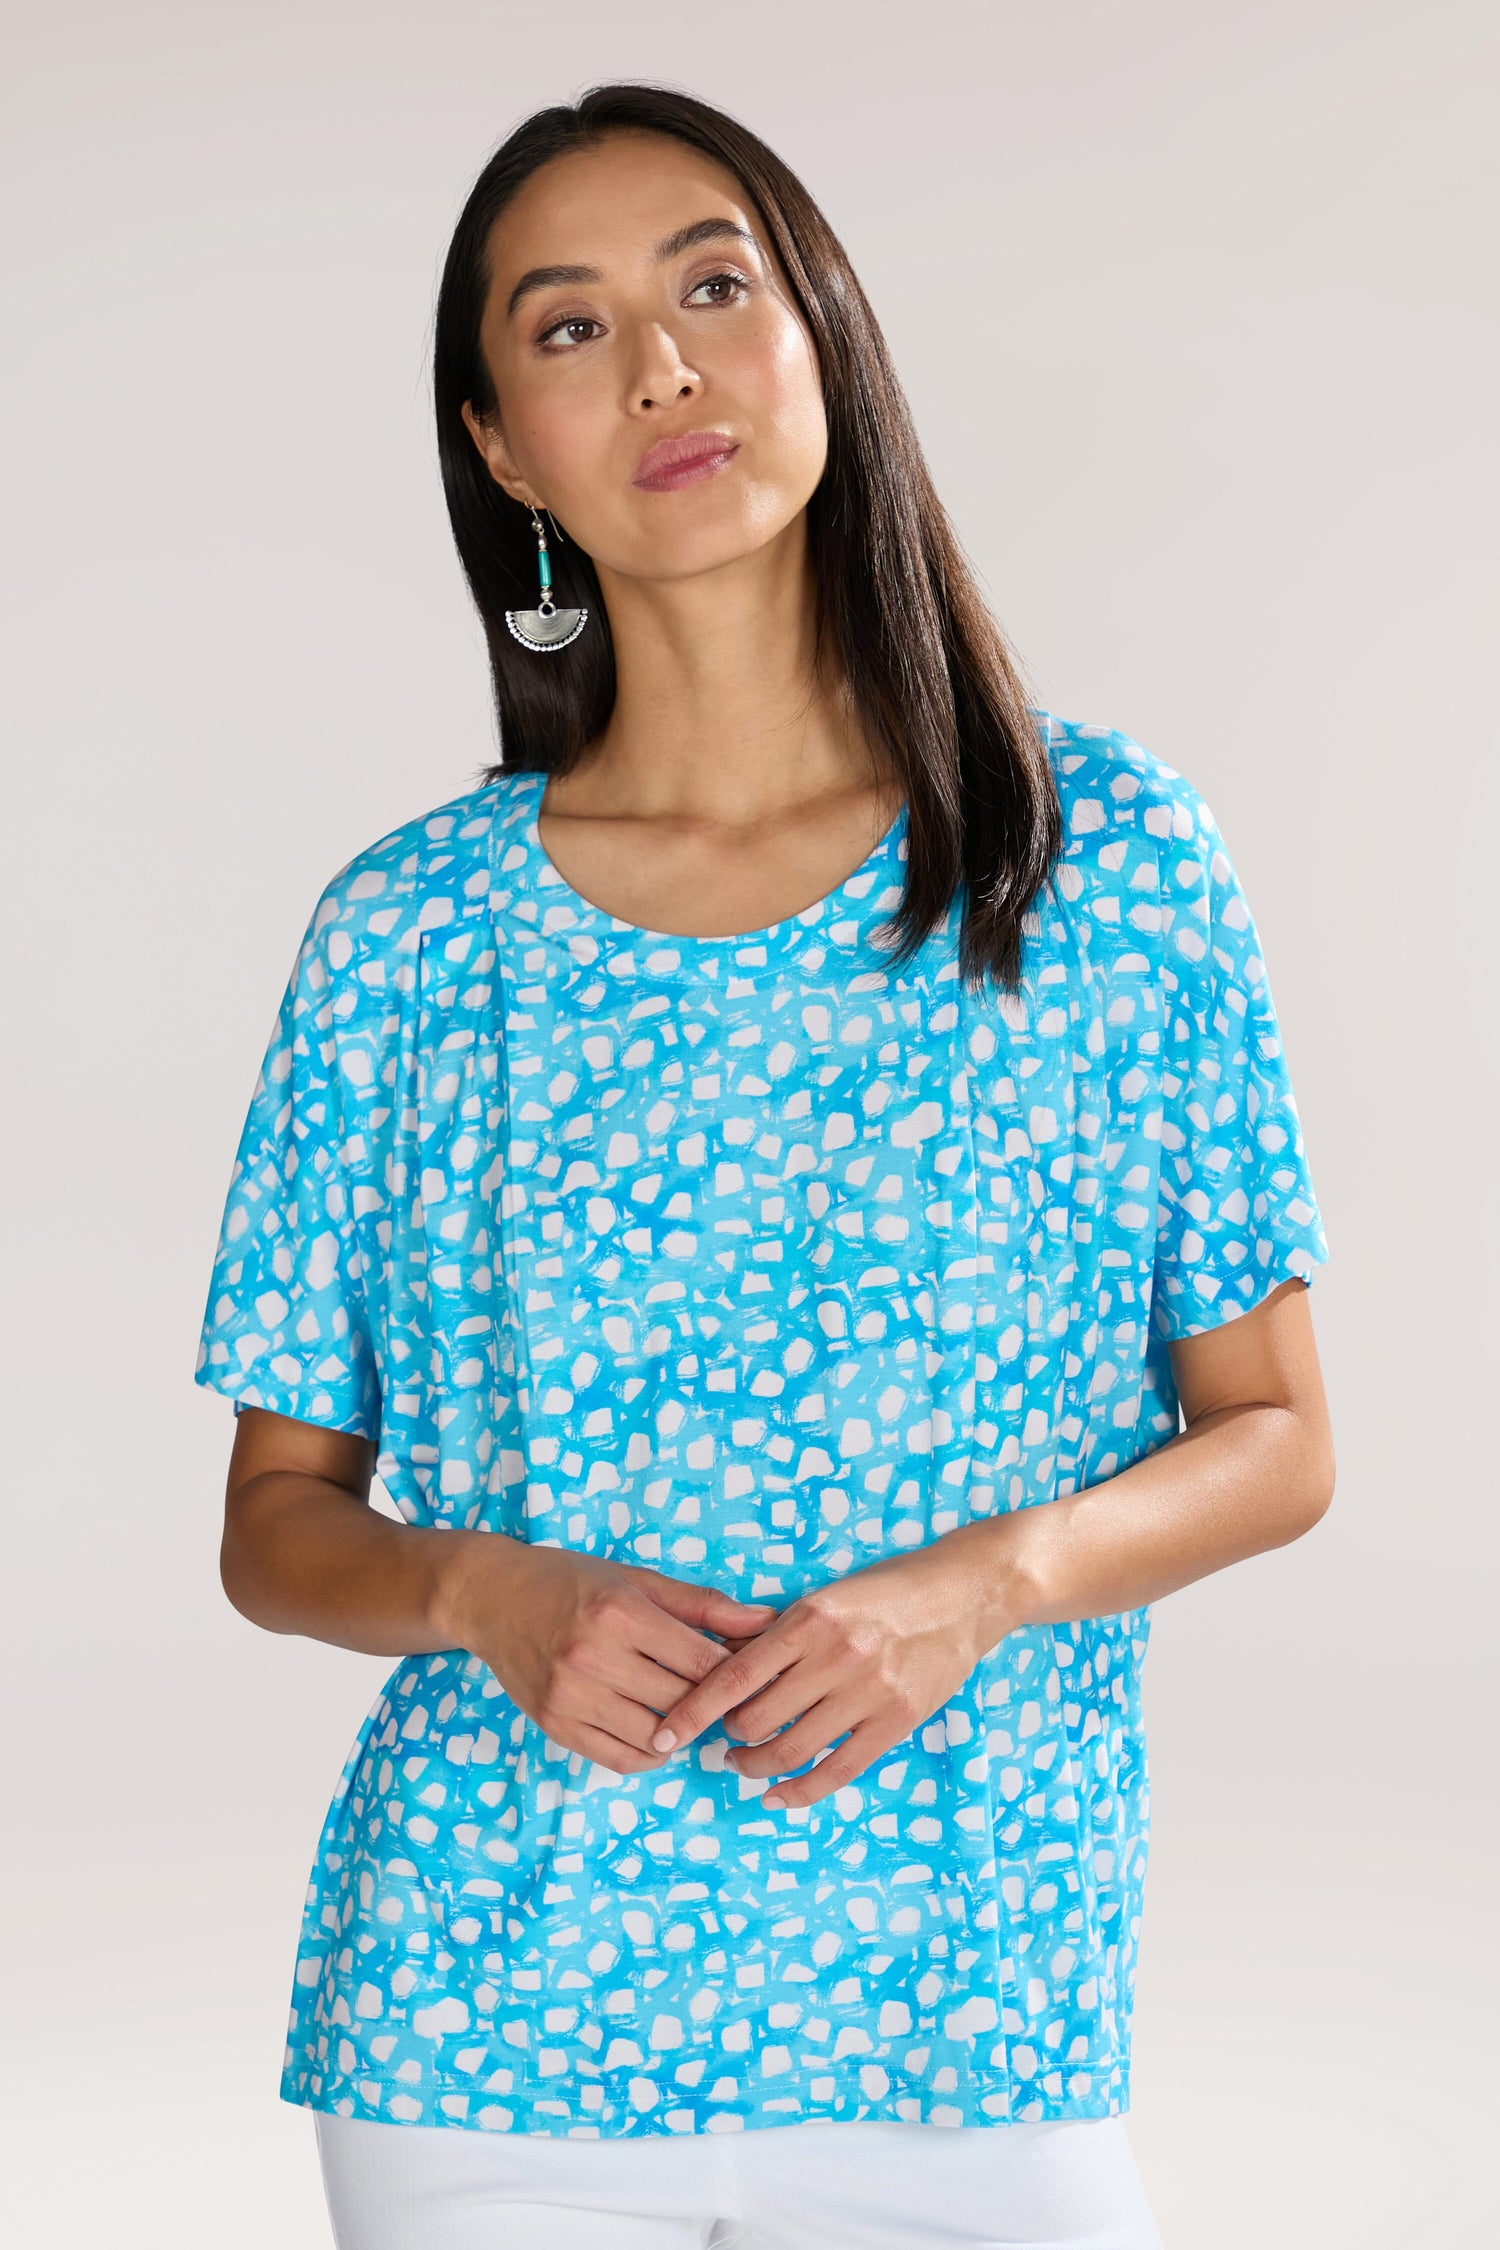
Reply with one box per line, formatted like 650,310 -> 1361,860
580,513 -> 890,826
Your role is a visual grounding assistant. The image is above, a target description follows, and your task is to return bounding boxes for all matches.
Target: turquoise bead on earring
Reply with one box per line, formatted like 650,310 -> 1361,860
504,503 -> 589,653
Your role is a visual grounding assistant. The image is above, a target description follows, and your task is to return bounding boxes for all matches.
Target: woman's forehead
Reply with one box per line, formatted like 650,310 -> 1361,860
485,135 -> 761,288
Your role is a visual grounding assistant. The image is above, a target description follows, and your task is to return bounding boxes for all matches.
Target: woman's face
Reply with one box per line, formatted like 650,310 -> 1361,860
462,131 -> 828,586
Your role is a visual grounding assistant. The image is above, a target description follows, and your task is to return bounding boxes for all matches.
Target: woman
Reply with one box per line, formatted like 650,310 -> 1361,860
194,83 -> 1334,2250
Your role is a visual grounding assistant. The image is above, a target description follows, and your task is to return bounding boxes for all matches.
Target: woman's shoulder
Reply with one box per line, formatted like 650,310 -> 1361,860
1031,707 -> 1242,941
1034,708 -> 1218,846
299,767 -> 532,957
1032,711 -> 1272,1003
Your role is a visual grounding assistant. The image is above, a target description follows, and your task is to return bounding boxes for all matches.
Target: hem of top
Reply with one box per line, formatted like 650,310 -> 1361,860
192,1360 -> 380,1442
279,2071 -> 1131,2138
1153,1238 -> 1329,1344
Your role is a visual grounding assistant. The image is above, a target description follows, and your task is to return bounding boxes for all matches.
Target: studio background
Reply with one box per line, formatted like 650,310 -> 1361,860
5,3 -> 1494,2243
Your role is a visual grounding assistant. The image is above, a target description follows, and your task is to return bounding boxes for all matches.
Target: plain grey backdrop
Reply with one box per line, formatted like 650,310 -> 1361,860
5,2 -> 1496,2243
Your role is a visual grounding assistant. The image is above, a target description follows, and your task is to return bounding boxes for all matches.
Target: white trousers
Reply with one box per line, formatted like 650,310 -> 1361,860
314,2108 -> 1164,2250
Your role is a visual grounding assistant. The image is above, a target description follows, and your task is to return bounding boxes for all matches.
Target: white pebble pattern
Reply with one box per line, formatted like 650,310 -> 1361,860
194,712 -> 1328,2139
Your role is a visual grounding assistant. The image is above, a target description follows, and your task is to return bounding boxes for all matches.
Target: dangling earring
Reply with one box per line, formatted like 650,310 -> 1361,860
504,503 -> 589,652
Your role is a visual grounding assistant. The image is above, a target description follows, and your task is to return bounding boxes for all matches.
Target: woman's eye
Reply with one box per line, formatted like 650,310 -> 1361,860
537,314 -> 604,352
686,270 -> 750,306
537,271 -> 749,351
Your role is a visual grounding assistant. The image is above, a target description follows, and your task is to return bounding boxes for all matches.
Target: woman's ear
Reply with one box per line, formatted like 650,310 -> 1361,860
459,399 -> 534,507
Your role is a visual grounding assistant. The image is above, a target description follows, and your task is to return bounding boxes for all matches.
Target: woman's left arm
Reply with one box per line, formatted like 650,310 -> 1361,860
648,1275 -> 1334,1807
956,1271 -> 1335,1642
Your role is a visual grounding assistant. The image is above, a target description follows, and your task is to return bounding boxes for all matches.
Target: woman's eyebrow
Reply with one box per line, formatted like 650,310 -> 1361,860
504,216 -> 758,321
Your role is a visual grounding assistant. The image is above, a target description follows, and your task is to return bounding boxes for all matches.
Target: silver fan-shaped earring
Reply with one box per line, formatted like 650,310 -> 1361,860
504,504 -> 589,652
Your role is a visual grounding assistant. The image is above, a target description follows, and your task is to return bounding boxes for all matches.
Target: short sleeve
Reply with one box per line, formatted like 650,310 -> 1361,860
1151,787 -> 1330,1341
193,890 -> 382,1438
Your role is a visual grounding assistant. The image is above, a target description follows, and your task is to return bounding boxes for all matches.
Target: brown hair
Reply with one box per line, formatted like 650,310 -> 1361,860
433,82 -> 1061,994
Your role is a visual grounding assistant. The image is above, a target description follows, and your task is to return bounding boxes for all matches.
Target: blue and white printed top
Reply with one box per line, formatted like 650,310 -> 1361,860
193,712 -> 1329,2140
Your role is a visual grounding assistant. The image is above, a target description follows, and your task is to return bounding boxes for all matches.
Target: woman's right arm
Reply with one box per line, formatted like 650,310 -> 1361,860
219,1407 -> 781,1771
220,1405 -> 495,1656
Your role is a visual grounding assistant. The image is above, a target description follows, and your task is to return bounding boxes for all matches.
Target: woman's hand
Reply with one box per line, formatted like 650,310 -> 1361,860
447,1540 -> 780,1775
646,1530 -> 1015,1811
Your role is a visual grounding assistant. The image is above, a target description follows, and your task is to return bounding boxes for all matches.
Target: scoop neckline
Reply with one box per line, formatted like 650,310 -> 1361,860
521,768 -> 907,949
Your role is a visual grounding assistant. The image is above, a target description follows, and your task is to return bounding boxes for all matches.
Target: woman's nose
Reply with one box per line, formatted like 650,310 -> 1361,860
628,324 -> 702,409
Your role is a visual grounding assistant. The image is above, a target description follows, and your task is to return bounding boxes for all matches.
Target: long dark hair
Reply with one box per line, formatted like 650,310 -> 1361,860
433,83 -> 1061,994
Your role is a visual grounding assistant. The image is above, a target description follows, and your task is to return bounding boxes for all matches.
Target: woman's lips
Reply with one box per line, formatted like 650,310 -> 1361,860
632,431 -> 740,491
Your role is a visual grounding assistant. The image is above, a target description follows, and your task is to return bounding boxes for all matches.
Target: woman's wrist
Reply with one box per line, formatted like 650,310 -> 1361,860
427,1526 -> 530,1652
935,1511 -> 1045,1659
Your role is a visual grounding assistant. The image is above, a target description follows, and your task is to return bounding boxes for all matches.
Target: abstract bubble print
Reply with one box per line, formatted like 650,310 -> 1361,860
194,714 -> 1328,2139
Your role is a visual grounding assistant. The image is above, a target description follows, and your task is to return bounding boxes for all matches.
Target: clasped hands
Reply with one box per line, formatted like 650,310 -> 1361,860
652,1522 -> 1021,1812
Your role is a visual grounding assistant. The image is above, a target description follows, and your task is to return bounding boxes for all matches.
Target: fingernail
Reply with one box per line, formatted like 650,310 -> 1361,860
762,1792 -> 785,1809
652,1727 -> 676,1751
